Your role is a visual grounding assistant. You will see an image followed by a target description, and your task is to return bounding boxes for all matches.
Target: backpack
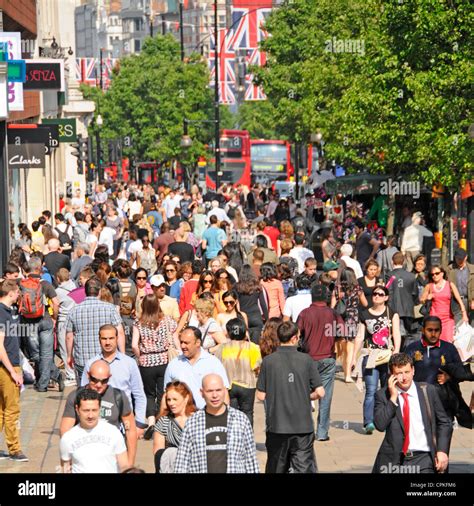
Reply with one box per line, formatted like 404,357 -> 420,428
55,225 -> 72,250
19,277 -> 44,319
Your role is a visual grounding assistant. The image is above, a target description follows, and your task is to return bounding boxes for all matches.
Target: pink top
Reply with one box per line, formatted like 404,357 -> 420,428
261,279 -> 286,319
430,281 -> 455,343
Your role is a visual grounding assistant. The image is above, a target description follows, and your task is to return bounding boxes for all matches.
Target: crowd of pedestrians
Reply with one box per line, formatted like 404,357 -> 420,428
0,180 -> 472,474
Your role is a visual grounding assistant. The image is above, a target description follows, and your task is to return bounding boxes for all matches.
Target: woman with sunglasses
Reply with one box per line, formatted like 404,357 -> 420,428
132,294 -> 177,440
353,286 -> 401,434
134,267 -> 153,318
163,260 -> 182,302
153,381 -> 196,473
216,290 -> 249,335
420,265 -> 467,343
212,268 -> 234,313
190,270 -> 216,308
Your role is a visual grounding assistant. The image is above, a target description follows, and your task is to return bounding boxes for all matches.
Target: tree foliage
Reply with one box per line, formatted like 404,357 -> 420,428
254,0 -> 473,187
235,100 -> 283,139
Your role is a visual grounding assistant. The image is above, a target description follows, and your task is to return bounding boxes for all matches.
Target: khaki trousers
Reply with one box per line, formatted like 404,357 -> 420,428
0,365 -> 21,454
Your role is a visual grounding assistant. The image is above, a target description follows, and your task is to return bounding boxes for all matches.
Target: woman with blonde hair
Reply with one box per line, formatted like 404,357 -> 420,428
276,220 -> 294,256
132,294 -> 177,439
153,381 -> 196,473
194,297 -> 226,354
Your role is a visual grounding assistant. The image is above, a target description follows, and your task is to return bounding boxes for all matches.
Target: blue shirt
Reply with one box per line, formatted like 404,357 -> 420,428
202,226 -> 226,259
146,210 -> 163,232
164,348 -> 230,409
81,351 -> 147,428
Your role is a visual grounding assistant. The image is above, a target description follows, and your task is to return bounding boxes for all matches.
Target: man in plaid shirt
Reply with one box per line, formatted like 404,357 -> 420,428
174,374 -> 259,473
66,277 -> 125,384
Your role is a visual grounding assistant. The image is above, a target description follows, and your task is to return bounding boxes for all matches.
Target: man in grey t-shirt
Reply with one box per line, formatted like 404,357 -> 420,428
257,321 -> 324,474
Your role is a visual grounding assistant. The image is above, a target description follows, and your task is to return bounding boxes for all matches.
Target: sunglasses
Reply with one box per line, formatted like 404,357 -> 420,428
373,292 -> 386,297
204,280 -> 213,284
136,276 -> 147,280
165,269 -> 176,273
89,375 -> 109,385
223,300 -> 235,306
431,271 -> 442,276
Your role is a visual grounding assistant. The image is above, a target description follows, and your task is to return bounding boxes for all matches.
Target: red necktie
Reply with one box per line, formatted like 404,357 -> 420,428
401,392 -> 410,454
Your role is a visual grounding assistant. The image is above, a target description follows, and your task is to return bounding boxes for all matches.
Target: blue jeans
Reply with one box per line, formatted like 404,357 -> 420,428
362,355 -> 389,426
27,318 -> 60,390
315,357 -> 336,440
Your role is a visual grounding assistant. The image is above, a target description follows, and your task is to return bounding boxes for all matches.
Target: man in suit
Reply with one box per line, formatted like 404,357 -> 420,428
386,252 -> 417,349
373,353 -> 452,474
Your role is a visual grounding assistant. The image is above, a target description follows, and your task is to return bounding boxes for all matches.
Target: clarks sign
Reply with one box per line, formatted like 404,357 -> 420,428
7,127 -> 46,169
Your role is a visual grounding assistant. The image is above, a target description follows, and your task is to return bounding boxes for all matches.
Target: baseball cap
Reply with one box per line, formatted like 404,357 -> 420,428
323,260 -> 340,272
149,274 -> 166,287
454,248 -> 467,260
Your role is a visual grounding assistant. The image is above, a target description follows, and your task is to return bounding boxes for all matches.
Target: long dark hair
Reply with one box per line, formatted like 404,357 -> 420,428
222,243 -> 245,276
139,294 -> 163,327
236,265 -> 261,295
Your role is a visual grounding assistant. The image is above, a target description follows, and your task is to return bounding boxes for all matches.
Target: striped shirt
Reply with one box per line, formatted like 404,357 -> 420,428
65,297 -> 122,366
154,415 -> 184,447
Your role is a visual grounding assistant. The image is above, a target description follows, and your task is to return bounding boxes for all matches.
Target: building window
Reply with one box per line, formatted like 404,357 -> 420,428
134,39 -> 141,52
134,18 -> 143,32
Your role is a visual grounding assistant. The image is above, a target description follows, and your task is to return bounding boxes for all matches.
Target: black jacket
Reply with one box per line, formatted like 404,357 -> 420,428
372,382 -> 452,473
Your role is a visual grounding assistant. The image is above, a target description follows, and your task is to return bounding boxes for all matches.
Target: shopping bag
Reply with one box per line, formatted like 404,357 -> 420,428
453,322 -> 474,362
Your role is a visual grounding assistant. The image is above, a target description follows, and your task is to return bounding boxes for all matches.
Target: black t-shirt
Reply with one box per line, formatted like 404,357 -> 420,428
205,408 -> 228,473
168,241 -> 195,264
168,216 -> 182,230
0,302 -> 20,366
359,307 -> 395,349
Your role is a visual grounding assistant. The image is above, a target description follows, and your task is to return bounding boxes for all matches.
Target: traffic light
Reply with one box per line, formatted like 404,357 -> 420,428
70,135 -> 89,174
108,140 -> 116,163
87,162 -> 95,182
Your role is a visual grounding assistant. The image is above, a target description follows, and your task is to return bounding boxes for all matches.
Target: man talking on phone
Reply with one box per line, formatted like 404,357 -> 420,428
372,353 -> 452,474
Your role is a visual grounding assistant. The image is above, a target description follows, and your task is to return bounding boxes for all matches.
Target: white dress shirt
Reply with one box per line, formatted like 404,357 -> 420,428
397,382 -> 430,452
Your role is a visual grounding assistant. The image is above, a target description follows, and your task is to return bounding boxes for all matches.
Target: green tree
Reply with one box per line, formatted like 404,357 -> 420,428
235,101 -> 283,139
82,35 -> 224,167
254,0 -> 472,187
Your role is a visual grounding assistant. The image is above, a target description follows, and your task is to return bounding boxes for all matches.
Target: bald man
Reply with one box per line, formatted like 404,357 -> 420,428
174,374 -> 259,473
60,360 -> 137,466
44,238 -> 71,283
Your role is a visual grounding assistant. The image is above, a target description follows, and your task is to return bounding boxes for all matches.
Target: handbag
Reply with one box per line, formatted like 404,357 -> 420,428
334,286 -> 347,318
419,299 -> 432,317
375,348 -> 393,366
165,317 -> 180,362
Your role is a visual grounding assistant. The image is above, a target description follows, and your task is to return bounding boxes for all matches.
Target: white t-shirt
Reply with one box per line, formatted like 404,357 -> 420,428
283,292 -> 312,322
289,247 -> 315,274
98,227 -> 115,256
71,196 -> 85,210
59,419 -> 126,473
126,201 -> 142,219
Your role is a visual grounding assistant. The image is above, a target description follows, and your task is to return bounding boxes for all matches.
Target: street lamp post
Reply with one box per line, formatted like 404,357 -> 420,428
179,0 -> 185,62
213,0 -> 220,190
96,114 -> 103,182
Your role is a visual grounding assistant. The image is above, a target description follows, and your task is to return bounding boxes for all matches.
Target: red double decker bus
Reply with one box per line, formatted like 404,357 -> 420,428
250,139 -> 294,184
207,129 -> 251,189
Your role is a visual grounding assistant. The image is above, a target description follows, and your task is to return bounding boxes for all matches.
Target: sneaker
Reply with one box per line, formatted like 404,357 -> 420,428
144,425 -> 154,441
57,373 -> 65,392
64,379 -> 77,387
0,450 -> 9,459
365,423 -> 375,435
316,437 -> 330,442
9,452 -> 28,462
34,386 -> 48,393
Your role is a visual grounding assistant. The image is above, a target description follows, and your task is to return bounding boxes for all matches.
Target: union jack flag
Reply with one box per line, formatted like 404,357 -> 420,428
229,5 -> 271,50
209,29 -> 236,104
74,58 -> 82,82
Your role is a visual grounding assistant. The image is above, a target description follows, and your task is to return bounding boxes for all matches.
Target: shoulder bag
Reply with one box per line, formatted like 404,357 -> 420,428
419,284 -> 433,317
375,306 -> 394,366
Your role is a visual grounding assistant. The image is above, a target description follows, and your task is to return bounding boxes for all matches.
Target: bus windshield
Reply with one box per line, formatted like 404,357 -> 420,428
251,143 -> 287,171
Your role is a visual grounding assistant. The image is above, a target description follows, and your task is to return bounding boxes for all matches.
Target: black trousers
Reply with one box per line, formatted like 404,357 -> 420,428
248,326 -> 263,345
139,364 -> 167,418
400,451 -> 435,474
229,385 -> 256,427
265,432 -> 317,474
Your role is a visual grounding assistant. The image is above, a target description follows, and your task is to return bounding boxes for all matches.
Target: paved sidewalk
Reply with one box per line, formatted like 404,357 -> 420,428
0,371 -> 472,474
